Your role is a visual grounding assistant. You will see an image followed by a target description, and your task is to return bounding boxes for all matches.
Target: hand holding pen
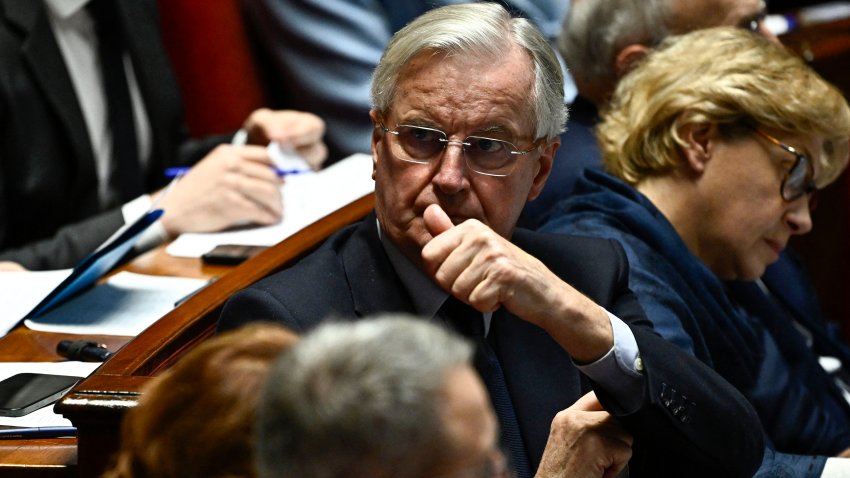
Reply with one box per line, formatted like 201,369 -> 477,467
153,144 -> 285,236
164,166 -> 309,179
148,107 -> 326,238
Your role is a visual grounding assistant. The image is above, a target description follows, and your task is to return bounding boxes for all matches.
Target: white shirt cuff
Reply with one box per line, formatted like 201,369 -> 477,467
822,458 -> 850,478
575,310 -> 645,412
122,195 -> 168,252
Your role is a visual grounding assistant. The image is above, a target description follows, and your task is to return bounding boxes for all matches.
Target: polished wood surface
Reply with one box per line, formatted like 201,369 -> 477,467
0,193 -> 374,477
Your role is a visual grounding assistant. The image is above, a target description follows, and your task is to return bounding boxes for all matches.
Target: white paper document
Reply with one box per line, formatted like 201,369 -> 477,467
0,269 -> 73,336
166,152 -> 375,258
24,272 -> 207,336
0,361 -> 101,428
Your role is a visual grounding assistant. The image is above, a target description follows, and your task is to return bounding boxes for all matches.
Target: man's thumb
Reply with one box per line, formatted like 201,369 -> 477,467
423,203 -> 453,236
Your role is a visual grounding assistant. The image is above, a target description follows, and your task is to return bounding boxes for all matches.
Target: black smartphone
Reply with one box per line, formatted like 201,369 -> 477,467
0,373 -> 81,417
201,244 -> 267,265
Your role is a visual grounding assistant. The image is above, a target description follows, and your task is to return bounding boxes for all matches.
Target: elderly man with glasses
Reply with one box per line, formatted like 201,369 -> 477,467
219,4 -> 765,477
541,27 -> 850,477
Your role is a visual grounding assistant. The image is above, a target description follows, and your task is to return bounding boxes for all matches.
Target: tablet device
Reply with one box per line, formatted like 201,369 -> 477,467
24,209 -> 163,319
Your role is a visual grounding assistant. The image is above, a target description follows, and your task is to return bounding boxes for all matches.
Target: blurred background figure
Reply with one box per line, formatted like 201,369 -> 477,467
519,0 -> 775,228
541,26 -> 850,477
102,323 -> 297,478
240,0 -> 574,163
256,316 -> 502,478
0,0 -> 327,271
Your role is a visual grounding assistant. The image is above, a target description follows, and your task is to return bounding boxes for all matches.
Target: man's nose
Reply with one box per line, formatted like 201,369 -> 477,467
433,142 -> 468,193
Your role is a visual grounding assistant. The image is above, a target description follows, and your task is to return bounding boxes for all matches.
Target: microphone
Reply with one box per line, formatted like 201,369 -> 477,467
56,340 -> 114,362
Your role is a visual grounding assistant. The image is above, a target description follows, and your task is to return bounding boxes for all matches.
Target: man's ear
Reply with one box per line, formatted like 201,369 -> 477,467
369,110 -> 382,180
678,121 -> 716,175
614,44 -> 650,78
527,139 -> 558,201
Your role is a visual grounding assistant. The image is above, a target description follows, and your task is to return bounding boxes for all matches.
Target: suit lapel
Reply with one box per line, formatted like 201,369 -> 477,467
7,0 -> 96,192
342,214 -> 418,317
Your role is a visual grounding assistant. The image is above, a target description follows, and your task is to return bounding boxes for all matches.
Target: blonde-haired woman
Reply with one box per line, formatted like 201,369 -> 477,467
542,26 -> 850,476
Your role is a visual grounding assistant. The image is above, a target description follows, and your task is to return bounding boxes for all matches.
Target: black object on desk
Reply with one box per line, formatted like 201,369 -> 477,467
0,373 -> 81,417
57,340 -> 114,362
201,244 -> 267,265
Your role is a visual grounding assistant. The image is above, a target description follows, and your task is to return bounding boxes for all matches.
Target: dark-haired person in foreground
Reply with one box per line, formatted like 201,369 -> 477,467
220,4 -> 764,477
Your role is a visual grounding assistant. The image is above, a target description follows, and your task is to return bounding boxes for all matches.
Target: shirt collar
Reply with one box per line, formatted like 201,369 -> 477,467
44,0 -> 90,20
376,219 -> 447,319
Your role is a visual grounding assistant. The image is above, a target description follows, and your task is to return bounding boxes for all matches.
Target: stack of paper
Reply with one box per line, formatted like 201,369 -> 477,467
24,272 -> 207,336
0,269 -> 71,336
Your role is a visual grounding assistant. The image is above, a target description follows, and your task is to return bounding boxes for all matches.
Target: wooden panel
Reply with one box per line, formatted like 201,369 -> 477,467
0,439 -> 76,478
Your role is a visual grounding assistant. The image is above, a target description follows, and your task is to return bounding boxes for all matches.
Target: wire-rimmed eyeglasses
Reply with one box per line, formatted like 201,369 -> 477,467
377,123 -> 541,177
752,129 -> 817,202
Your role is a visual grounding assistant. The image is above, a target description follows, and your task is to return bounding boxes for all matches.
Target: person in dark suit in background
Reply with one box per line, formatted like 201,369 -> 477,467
0,0 -> 327,271
220,4 -> 764,477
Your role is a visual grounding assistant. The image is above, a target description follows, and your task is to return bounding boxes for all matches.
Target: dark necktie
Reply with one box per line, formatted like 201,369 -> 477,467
88,0 -> 143,207
440,297 -> 532,478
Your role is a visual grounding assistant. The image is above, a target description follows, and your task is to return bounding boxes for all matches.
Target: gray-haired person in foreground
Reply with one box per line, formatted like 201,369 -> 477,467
256,316 -> 622,478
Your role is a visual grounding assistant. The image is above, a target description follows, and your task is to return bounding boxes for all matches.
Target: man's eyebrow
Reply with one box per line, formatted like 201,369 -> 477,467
400,118 -> 440,129
474,125 -> 512,136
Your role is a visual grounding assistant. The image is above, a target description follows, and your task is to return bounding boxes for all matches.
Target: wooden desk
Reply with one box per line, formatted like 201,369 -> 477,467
0,194 -> 374,477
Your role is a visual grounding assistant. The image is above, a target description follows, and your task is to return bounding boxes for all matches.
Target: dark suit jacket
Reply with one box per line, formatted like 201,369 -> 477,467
0,0 -> 221,269
220,213 -> 764,477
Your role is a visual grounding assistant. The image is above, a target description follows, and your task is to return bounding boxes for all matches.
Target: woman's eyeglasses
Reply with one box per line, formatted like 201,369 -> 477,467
752,129 -> 817,202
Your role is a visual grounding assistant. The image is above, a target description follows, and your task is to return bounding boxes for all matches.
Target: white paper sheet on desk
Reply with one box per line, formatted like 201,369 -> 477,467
0,361 -> 100,428
24,272 -> 207,336
0,269 -> 72,336
166,152 -> 375,258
